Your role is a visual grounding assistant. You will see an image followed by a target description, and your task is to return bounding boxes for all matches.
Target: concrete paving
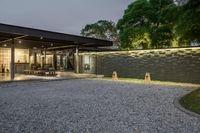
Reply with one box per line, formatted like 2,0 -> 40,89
0,71 -> 103,82
0,79 -> 199,133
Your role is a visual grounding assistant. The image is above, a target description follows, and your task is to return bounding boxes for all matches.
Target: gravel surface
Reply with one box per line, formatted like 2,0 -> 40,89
0,79 -> 199,133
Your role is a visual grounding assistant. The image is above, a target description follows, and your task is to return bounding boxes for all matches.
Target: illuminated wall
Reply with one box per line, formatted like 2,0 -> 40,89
80,47 -> 200,84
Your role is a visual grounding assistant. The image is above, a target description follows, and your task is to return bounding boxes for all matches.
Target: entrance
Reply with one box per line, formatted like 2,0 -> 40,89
56,50 -> 74,71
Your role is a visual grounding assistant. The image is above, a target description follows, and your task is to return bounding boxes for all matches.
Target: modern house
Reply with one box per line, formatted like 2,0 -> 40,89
1,23 -> 200,84
0,23 -> 113,80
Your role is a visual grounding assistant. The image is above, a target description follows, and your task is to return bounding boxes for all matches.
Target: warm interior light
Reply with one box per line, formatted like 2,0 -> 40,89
16,50 -> 22,63
3,44 -> 7,47
18,40 -> 22,44
51,43 -> 54,46
16,51 -> 21,56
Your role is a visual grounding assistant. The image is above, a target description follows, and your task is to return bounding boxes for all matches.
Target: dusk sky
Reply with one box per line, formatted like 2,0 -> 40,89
0,0 -> 132,35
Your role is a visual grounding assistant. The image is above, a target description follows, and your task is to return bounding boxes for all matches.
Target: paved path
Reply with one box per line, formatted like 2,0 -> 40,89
0,79 -> 199,133
0,72 -> 103,81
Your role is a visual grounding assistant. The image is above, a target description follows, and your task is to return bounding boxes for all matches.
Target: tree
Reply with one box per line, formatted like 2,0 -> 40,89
81,20 -> 119,47
150,0 -> 178,48
176,0 -> 200,45
117,0 -> 154,49
117,0 -> 177,49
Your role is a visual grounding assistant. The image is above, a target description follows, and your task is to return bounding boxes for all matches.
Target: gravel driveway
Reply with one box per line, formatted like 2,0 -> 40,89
0,79 -> 199,133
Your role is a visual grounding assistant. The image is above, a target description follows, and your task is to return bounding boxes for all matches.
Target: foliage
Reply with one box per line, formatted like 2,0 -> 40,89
117,0 -> 155,49
176,0 -> 200,44
117,0 -> 178,49
81,0 -> 200,49
81,20 -> 119,47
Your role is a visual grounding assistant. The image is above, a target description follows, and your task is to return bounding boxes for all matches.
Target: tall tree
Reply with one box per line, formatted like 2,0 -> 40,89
176,0 -> 200,45
117,0 -> 154,49
150,0 -> 178,48
117,0 -> 177,49
81,20 -> 119,47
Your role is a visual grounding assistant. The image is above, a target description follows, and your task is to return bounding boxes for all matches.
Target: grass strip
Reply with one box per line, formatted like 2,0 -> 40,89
103,77 -> 200,87
179,88 -> 200,115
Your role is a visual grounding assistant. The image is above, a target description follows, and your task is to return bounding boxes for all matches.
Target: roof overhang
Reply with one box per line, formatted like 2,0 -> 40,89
0,23 -> 113,49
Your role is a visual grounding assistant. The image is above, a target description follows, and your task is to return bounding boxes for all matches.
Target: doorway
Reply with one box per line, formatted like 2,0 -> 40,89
56,50 -> 74,71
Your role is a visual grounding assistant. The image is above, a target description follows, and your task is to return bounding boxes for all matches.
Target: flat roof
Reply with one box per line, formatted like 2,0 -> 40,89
0,23 -> 113,49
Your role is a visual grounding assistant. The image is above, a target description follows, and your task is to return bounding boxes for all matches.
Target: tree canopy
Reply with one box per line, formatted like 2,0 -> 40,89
81,0 -> 200,49
117,0 -> 177,49
81,20 -> 119,47
175,0 -> 200,45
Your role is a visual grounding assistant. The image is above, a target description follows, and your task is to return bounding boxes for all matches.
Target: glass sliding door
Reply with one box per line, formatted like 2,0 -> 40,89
0,48 -> 30,73
0,48 -> 11,73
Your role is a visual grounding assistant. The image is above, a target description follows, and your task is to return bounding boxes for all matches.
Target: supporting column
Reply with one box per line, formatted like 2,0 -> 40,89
60,54 -> 63,67
95,55 -> 98,75
34,52 -> 37,65
41,49 -> 46,69
44,48 -> 46,66
75,46 -> 79,73
53,50 -> 57,70
10,39 -> 15,80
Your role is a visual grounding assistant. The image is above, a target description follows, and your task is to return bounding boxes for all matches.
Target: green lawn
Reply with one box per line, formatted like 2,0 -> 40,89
179,89 -> 200,115
103,77 -> 200,87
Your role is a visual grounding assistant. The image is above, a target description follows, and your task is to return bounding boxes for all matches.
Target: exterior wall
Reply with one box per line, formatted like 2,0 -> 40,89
80,47 -> 200,84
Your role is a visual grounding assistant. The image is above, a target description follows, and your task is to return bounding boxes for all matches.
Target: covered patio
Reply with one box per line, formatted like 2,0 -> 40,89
0,23 -> 112,81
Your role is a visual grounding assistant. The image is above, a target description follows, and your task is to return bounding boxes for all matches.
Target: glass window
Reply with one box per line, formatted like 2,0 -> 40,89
0,48 -> 29,73
0,48 -> 11,73
15,49 -> 29,63
83,55 -> 91,70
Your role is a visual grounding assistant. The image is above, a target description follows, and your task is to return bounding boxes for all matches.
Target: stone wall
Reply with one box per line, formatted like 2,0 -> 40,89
79,47 -> 200,84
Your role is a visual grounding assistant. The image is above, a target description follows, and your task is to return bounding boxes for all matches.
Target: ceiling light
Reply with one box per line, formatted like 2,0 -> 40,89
3,44 -> 7,47
18,40 -> 22,44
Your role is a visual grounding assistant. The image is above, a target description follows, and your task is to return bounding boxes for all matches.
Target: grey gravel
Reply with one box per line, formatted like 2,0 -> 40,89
0,79 -> 199,133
